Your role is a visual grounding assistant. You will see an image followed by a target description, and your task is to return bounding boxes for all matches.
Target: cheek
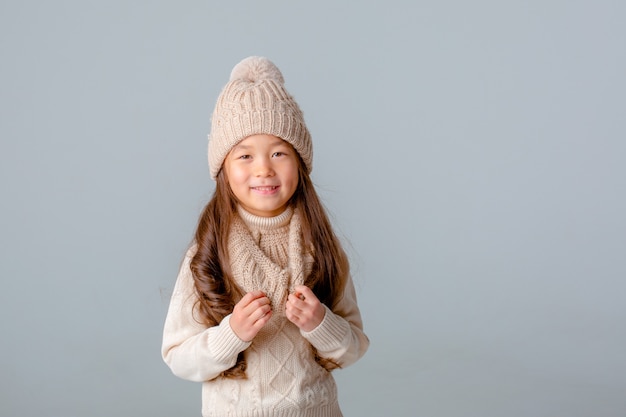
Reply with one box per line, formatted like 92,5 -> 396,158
285,160 -> 300,185
225,164 -> 247,185
283,168 -> 299,193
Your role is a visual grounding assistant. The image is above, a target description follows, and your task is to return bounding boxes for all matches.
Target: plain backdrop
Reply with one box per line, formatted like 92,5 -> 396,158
1,1 -> 625,416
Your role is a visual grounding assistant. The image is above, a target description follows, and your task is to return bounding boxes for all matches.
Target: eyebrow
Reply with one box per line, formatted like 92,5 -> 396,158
233,139 -> 289,151
269,139 -> 290,148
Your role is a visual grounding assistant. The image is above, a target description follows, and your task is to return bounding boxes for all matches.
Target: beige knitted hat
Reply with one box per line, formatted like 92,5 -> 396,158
207,56 -> 313,180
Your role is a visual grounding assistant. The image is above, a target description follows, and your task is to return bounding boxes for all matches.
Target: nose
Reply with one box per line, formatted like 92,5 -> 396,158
254,157 -> 274,177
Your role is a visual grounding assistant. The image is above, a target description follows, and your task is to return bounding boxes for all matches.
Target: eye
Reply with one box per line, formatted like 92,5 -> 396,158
237,154 -> 251,160
273,148 -> 292,157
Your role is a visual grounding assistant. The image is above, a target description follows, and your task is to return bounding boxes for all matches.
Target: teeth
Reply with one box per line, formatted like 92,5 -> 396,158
254,186 -> 276,191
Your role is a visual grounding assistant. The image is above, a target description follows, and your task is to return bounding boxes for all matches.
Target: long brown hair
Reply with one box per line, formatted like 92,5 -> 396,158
190,151 -> 349,378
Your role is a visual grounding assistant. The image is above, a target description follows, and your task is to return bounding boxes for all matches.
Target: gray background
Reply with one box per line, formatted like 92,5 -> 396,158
1,1 -> 625,416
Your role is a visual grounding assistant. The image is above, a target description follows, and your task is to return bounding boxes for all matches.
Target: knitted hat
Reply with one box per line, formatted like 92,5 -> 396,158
208,56 -> 313,180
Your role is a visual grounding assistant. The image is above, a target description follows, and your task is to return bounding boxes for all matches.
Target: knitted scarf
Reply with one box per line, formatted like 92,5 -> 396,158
227,207 -> 310,314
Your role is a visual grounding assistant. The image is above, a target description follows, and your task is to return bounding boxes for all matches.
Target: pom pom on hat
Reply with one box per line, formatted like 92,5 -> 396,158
207,56 -> 312,180
229,56 -> 285,84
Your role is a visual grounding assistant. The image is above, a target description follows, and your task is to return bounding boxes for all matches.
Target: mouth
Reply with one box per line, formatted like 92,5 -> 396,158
251,186 -> 279,191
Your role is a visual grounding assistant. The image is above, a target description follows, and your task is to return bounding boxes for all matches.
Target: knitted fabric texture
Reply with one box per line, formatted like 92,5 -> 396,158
162,208 -> 369,416
208,56 -> 313,180
209,208 -> 339,415
231,206 -> 311,314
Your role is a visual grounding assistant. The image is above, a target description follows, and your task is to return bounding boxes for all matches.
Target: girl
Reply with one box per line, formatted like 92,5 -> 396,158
162,56 -> 369,417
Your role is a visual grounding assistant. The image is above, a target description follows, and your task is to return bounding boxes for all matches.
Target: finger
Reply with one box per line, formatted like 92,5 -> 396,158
293,285 -> 315,301
240,292 -> 269,310
247,290 -> 267,301
254,310 -> 272,328
238,291 -> 264,307
244,297 -> 271,319
287,293 -> 306,311
291,288 -> 318,310
248,306 -> 264,323
285,307 -> 300,324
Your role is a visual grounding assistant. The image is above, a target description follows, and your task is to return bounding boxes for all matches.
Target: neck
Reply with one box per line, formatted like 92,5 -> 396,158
237,205 -> 293,230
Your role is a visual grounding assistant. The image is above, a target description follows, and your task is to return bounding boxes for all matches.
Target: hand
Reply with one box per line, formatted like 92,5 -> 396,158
285,285 -> 325,332
230,291 -> 272,342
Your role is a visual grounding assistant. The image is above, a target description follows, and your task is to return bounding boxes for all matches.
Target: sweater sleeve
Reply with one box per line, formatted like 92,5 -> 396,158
161,250 -> 251,382
300,274 -> 369,368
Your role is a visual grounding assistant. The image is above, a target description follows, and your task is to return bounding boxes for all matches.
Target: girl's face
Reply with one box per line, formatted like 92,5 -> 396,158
224,134 -> 299,217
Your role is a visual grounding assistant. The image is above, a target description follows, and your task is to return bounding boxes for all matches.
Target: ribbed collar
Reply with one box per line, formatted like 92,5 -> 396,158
237,205 -> 294,230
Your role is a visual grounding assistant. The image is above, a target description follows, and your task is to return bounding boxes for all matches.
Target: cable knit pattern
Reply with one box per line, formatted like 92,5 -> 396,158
231,206 -> 309,313
208,56 -> 313,180
162,207 -> 369,417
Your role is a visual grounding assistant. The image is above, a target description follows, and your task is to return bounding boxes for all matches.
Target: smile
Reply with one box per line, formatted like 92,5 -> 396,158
251,186 -> 279,191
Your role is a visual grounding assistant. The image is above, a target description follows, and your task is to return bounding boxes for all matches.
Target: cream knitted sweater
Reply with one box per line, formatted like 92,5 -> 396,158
162,207 -> 369,417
